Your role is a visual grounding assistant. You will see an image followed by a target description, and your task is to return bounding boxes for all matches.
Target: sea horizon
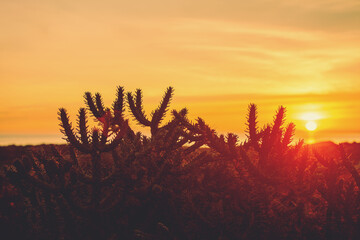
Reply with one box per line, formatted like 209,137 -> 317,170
0,134 -> 66,146
1,133 -> 360,147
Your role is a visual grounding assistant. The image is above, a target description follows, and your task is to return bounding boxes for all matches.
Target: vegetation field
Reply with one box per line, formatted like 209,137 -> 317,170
1,87 -> 359,240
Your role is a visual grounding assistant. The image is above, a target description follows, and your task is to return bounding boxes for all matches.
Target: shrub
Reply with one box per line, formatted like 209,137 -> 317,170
1,86 -> 359,240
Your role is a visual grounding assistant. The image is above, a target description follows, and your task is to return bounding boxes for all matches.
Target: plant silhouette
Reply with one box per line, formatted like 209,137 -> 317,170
1,86 -> 359,240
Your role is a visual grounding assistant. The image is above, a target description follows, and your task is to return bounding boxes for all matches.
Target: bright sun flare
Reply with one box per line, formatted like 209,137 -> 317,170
305,121 -> 317,131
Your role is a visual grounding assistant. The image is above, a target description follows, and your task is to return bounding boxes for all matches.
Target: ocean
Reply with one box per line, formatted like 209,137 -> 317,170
0,134 -> 66,146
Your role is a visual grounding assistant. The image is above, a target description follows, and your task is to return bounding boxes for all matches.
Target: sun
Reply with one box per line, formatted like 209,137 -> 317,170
305,121 -> 317,131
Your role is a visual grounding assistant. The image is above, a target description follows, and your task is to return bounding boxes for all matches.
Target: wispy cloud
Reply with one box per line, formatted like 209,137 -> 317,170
0,0 -> 359,143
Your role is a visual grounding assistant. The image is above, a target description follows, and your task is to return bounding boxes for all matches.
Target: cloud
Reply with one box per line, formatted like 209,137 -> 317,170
325,59 -> 360,82
0,0 -> 359,143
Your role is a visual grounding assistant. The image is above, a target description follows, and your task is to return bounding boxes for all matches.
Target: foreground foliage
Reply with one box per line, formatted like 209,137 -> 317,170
1,86 -> 359,240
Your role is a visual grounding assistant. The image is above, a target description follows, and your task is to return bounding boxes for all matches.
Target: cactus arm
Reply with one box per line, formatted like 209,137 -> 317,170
59,108 -> 90,153
127,91 -> 151,126
113,86 -> 124,117
84,92 -> 101,118
77,108 -> 90,146
259,125 -> 271,167
100,113 -> 110,146
95,93 -> 105,116
270,106 -> 285,142
246,103 -> 259,147
151,86 -> 173,129
282,122 -> 295,148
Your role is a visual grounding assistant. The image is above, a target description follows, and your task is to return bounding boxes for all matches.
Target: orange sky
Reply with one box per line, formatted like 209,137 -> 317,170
1,1 -> 360,145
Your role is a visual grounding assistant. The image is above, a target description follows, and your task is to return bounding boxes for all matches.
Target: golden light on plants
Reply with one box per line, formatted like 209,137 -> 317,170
305,121 -> 317,131
1,0 -> 360,239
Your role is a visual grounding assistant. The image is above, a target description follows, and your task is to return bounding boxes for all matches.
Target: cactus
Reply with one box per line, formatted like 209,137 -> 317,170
3,86 -> 207,239
2,87 -> 359,240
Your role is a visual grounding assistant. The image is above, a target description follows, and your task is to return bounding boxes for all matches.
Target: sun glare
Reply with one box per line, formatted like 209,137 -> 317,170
305,121 -> 317,131
300,112 -> 323,121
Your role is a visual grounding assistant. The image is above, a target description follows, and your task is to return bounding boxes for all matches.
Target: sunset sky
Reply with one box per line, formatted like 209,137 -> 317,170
1,0 -> 360,145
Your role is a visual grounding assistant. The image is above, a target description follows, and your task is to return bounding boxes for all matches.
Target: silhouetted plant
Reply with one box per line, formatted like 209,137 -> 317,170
313,145 -> 360,239
174,104 -> 341,239
3,86 -> 207,239
4,86 -> 131,239
1,86 -> 360,240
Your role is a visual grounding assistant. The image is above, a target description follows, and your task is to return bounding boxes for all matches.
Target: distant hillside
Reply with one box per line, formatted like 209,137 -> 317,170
0,144 -> 67,167
2,141 -> 360,167
310,141 -> 360,165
